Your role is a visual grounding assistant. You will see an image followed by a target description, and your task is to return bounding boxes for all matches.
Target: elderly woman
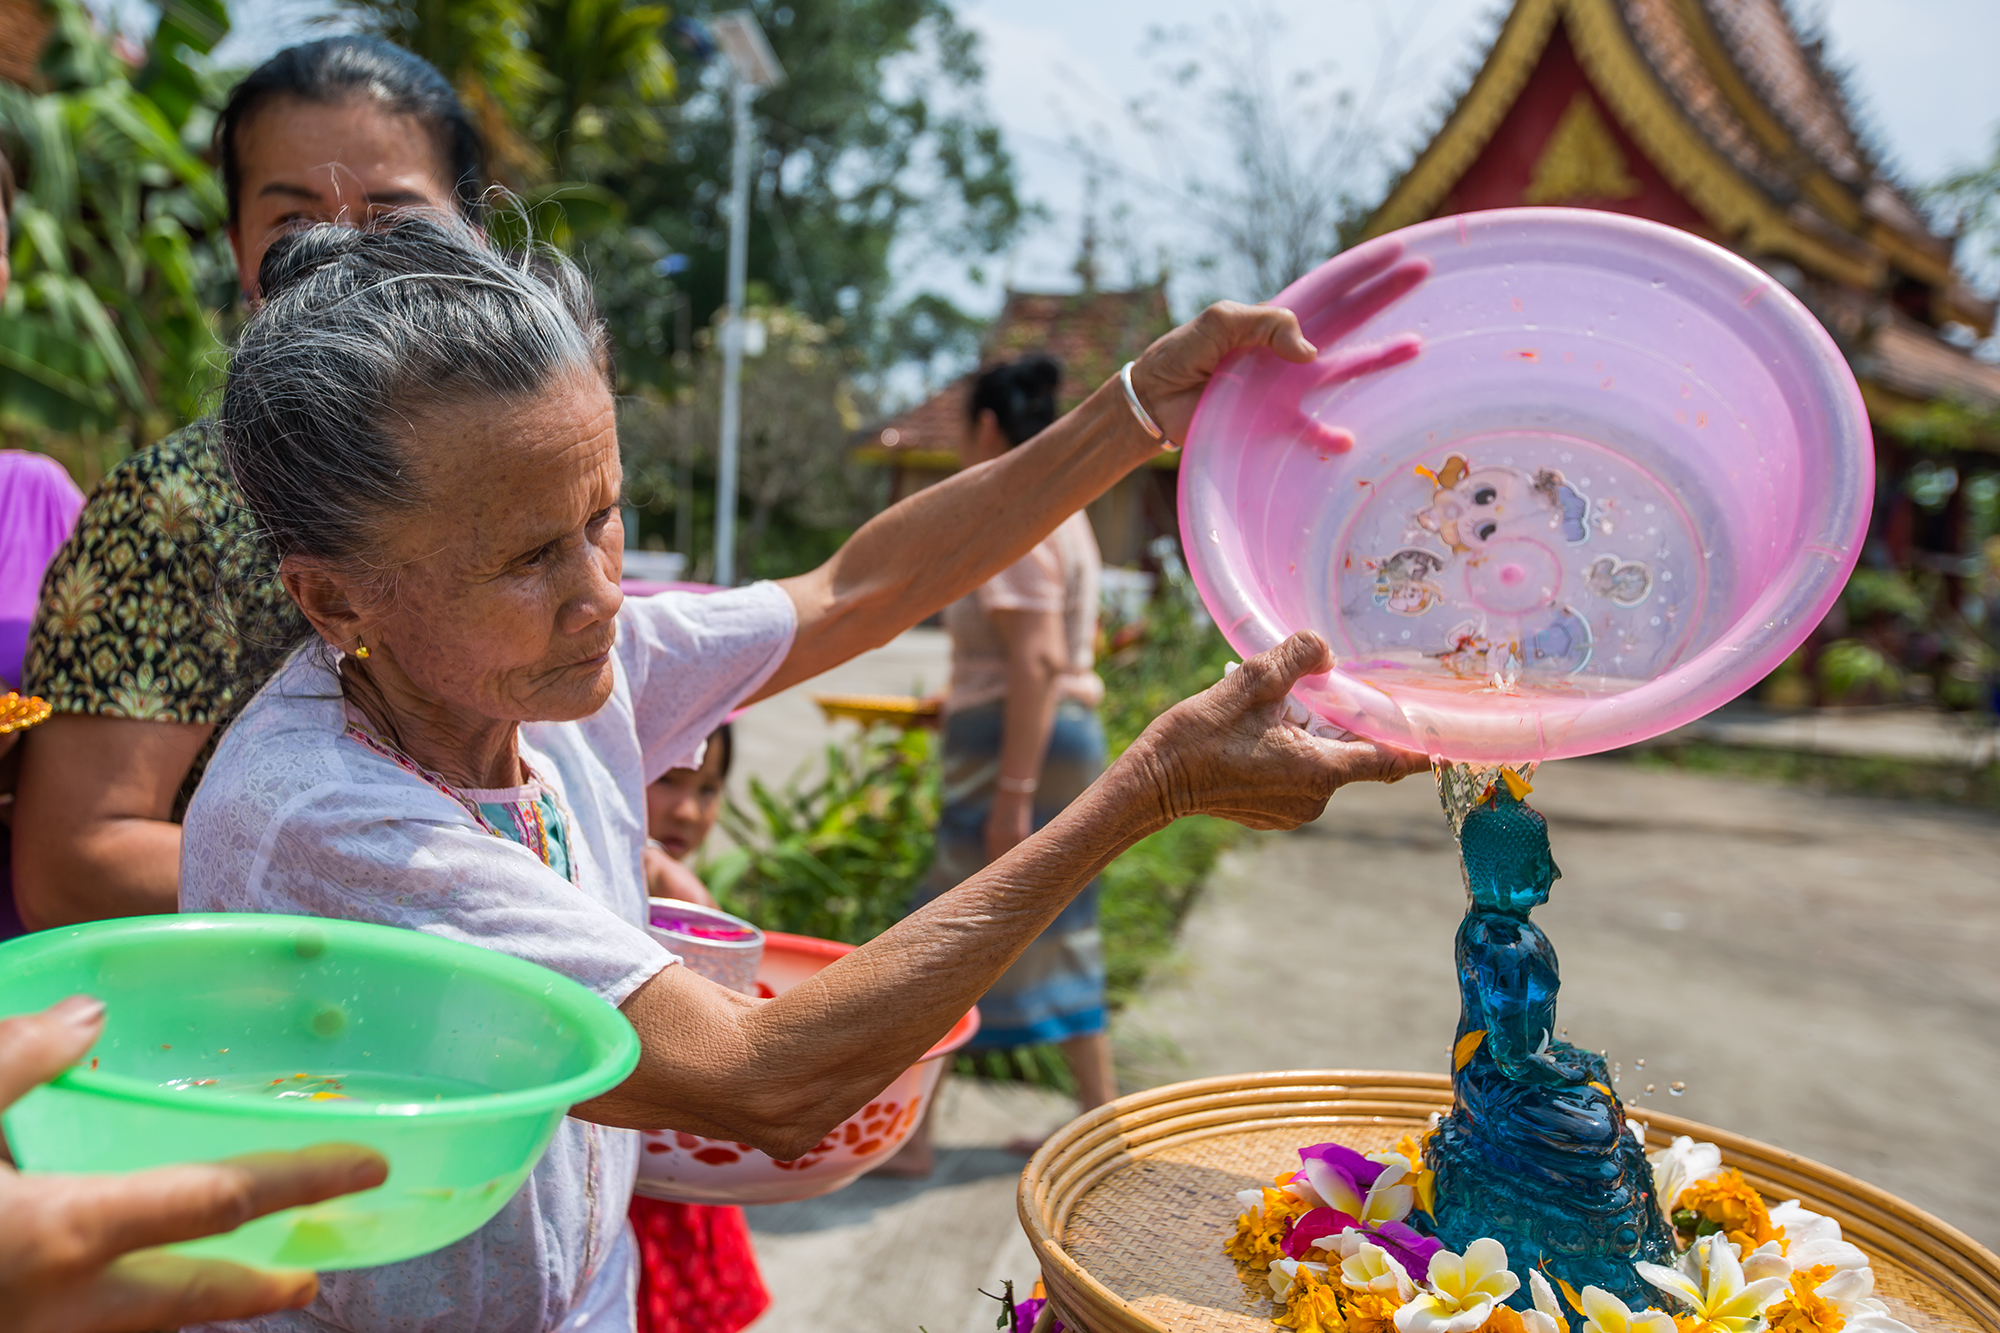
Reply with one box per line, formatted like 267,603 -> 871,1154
180,216 -> 1428,1333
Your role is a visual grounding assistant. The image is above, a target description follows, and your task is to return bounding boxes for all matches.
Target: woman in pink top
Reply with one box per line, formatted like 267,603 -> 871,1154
890,356 -> 1113,1171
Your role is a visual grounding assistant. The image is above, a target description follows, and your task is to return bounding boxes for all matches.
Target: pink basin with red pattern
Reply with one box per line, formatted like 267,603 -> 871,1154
634,931 -> 980,1205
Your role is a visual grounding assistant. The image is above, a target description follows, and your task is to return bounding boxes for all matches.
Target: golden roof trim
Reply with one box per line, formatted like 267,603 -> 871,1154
1365,0 -> 1881,291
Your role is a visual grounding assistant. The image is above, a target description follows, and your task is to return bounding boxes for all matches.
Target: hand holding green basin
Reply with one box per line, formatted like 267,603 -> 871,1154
0,914 -> 640,1270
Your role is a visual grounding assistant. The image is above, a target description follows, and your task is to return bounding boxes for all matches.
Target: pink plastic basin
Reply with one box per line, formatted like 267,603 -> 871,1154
634,932 -> 979,1205
1180,208 -> 1873,762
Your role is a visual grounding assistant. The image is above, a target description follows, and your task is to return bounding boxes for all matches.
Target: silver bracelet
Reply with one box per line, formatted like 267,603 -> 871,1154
996,775 -> 1039,795
1119,360 -> 1176,450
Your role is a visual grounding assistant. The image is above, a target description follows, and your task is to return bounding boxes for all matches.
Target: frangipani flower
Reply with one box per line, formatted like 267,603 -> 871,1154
1638,1233 -> 1789,1333
1370,1222 -> 1447,1283
1522,1270 -> 1567,1333
1394,1237 -> 1521,1333
1576,1284 -> 1676,1333
1768,1202 -> 1870,1277
1650,1136 -> 1724,1215
1342,1241 -> 1418,1300
1293,1143 -> 1418,1226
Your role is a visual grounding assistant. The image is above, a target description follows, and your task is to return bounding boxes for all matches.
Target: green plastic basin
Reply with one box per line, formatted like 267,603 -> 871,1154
0,914 -> 640,1270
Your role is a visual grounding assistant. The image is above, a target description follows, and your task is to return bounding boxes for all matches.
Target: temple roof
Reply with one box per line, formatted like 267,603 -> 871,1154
1364,0 -> 1994,341
856,285 -> 1173,469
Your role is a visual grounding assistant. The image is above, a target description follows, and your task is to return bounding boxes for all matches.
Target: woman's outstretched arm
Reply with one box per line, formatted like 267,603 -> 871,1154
751,238 -> 1429,703
578,632 -> 1427,1158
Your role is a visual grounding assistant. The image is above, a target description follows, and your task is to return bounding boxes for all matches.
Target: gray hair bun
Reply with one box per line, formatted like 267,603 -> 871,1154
222,213 -> 609,569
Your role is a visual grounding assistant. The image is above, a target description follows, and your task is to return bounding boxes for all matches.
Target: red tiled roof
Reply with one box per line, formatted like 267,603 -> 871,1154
1702,0 -> 1864,184
1855,316 -> 2000,410
860,285 -> 1173,465
1618,0 -> 1788,194
1614,0 -> 1950,260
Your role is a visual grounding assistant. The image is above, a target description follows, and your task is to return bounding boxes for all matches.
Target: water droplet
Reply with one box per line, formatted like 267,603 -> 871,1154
1635,1059 -> 1645,1068
1560,1028 -> 1569,1039
1669,1081 -> 1686,1097
1645,1083 -> 1656,1095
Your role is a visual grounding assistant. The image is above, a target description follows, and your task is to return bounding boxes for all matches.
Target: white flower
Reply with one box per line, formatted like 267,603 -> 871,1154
1738,1241 -> 1792,1286
1269,1258 -> 1331,1305
1637,1234 -> 1788,1333
1342,1242 -> 1418,1300
1307,1226 -> 1370,1261
1236,1188 -> 1267,1216
1394,1238 -> 1521,1333
1576,1285 -> 1677,1333
1768,1201 -> 1870,1276
1649,1136 -> 1723,1214
1753,1210 -> 1913,1333
1523,1271 -> 1567,1333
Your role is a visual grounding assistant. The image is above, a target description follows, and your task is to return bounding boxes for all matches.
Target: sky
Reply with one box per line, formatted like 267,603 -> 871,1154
952,0 -> 2000,304
178,0 -> 2000,318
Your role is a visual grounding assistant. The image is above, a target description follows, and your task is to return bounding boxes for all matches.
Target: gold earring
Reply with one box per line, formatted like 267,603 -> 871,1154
354,641 -> 371,659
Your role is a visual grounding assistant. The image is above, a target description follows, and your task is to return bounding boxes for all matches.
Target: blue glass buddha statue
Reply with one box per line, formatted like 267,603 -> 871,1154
1423,778 -> 1674,1313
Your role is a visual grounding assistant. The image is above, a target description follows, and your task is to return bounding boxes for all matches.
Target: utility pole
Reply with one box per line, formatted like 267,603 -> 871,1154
708,11 -> 784,586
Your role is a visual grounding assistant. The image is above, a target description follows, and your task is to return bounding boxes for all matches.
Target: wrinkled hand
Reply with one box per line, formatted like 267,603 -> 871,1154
0,996 -> 388,1333
1125,632 -> 1428,831
1127,235 -> 1432,445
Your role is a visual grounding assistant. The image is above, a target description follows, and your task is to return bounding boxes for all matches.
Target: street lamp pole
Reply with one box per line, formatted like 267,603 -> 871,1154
708,11 -> 784,587
716,78 -> 754,587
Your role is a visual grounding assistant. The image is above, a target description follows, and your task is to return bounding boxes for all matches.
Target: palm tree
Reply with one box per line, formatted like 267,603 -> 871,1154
0,0 -> 236,481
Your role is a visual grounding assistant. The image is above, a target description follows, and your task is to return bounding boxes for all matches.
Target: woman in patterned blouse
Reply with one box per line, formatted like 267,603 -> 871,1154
13,36 -> 486,930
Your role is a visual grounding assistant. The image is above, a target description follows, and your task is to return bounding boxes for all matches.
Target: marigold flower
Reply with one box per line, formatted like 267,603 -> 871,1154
1278,1264 -> 1350,1333
1230,1187 -> 1315,1270
1346,1291 -> 1404,1333
1766,1266 -> 1844,1333
1675,1170 -> 1782,1253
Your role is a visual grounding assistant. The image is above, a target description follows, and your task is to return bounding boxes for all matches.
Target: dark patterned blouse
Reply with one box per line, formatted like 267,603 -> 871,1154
22,420 -> 308,816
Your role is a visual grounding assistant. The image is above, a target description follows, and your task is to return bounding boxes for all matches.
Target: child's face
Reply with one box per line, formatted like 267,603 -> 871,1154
646,740 -> 726,859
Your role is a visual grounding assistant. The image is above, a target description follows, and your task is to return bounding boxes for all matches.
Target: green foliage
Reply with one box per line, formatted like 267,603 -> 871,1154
1816,638 -> 1904,702
329,0 -> 549,157
0,0 -> 236,479
620,303 -> 875,581
611,0 -> 1024,371
1630,741 -> 2000,812
1931,125 -> 2000,293
1883,398 -> 2000,456
706,725 -> 940,945
1840,568 -> 1930,624
1099,814 -> 1241,1007
1098,574 -> 1238,757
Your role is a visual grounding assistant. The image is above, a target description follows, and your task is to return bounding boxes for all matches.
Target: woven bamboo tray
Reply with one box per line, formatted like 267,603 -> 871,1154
1018,1071 -> 2000,1333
